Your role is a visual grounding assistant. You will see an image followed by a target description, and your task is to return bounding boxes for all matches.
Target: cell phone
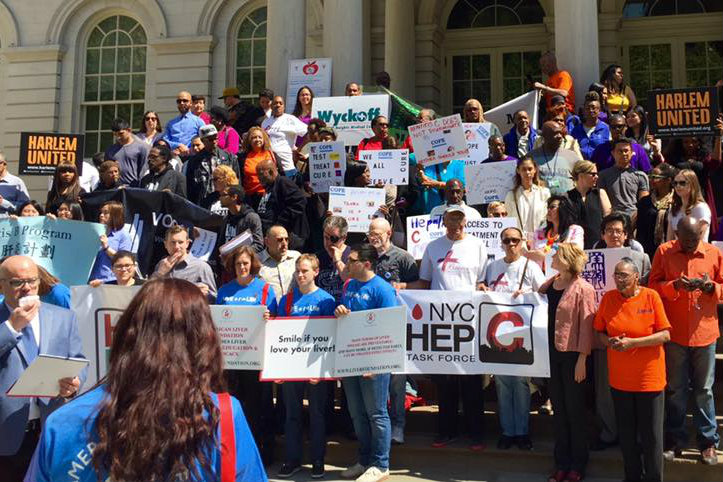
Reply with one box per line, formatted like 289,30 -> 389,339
19,295 -> 39,307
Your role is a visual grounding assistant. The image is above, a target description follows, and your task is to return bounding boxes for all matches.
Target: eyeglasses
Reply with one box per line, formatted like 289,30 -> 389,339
491,212 -> 508,218
604,228 -> 625,236
112,264 -> 135,271
502,237 -> 522,245
324,233 -> 341,243
3,278 -> 40,288
672,180 -> 688,187
613,272 -> 634,280
176,99 -> 191,104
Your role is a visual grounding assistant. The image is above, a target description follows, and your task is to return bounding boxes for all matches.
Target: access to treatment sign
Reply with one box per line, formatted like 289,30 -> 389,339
312,94 -> 390,146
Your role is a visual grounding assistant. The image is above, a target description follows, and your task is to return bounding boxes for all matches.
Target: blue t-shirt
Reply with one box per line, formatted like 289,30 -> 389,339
88,229 -> 132,283
341,275 -> 398,312
276,287 -> 337,317
24,385 -> 268,482
40,283 -> 71,309
410,153 -> 467,214
217,277 -> 277,312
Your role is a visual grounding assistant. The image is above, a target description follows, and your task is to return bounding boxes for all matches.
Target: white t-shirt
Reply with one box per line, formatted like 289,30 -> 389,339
485,256 -> 546,294
667,202 -> 712,241
420,234 -> 488,290
261,114 -> 308,172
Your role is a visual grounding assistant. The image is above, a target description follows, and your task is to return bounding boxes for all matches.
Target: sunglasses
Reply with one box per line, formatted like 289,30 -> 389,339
176,99 -> 190,104
145,116 -> 158,121
501,238 -> 521,245
672,180 -> 688,187
325,233 -> 341,243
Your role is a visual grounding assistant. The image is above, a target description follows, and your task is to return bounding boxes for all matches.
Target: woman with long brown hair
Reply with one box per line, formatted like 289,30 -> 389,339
666,168 -> 711,242
24,278 -> 267,482
45,163 -> 85,211
504,156 -> 551,243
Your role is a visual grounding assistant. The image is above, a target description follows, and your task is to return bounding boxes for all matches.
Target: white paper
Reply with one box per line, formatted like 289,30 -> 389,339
328,186 -> 386,233
7,354 -> 88,398
462,122 -> 493,165
190,227 -> 218,261
285,58 -> 332,109
358,149 -> 410,186
308,142 -> 346,193
464,160 -> 517,204
210,305 -> 266,370
408,114 -> 469,166
312,95 -> 391,146
219,230 -> 253,256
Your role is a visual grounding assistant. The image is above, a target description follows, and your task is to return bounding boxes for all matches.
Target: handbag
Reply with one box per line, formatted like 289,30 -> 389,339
218,392 -> 236,482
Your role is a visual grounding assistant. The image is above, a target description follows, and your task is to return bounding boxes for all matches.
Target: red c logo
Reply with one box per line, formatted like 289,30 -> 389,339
487,311 -> 525,352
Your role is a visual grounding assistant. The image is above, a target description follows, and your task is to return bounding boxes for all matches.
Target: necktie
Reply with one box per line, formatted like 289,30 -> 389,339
20,324 -> 39,364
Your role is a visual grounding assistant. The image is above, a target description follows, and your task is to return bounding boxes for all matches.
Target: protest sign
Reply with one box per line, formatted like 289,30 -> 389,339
18,132 -> 84,176
210,305 -> 266,370
328,186 -> 386,233
648,87 -> 719,138
408,114 -> 469,166
72,285 -> 141,390
334,306 -> 407,377
406,215 -> 516,260
464,160 -> 517,204
581,247 -> 631,304
285,58 -> 332,108
82,188 -> 225,276
260,316 -> 337,380
308,141 -> 346,192
398,290 -> 549,377
462,122 -> 494,165
0,217 -> 105,286
312,95 -> 390,146
484,90 -> 540,132
358,149 -> 409,185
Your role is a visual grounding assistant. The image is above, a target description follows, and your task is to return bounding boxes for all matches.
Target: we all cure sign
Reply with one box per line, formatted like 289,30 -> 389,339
19,132 -> 84,175
648,87 -> 719,138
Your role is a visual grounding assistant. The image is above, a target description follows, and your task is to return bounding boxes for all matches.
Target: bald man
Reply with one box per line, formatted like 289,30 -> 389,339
259,225 -> 301,303
162,90 -> 206,156
649,215 -> 723,465
256,159 -> 309,251
528,121 -> 579,195
0,256 -> 85,480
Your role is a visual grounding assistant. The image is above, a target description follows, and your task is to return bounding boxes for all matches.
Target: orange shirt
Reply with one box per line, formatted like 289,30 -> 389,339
594,287 -> 671,392
243,150 -> 272,195
545,70 -> 575,113
648,240 -> 723,346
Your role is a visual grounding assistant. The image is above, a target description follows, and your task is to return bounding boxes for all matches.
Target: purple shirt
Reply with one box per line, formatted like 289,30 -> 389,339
591,141 -> 651,172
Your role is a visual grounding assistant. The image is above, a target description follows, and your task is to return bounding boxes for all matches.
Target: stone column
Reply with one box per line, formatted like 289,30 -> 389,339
324,0 -> 364,95
266,0 -> 306,99
384,0 -> 416,99
554,0 -> 600,111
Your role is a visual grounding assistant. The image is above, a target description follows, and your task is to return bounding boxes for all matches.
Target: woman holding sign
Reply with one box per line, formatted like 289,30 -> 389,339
539,243 -> 597,482
275,254 -> 337,479
216,246 -> 277,466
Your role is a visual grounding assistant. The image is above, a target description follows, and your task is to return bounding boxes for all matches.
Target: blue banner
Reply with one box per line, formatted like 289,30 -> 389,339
0,217 -> 105,286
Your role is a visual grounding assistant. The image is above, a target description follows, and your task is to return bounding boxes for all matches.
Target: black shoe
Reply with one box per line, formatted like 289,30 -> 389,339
516,435 -> 533,450
663,446 -> 682,461
590,437 -> 618,451
431,435 -> 458,448
311,461 -> 325,479
497,435 -> 514,449
277,463 -> 301,478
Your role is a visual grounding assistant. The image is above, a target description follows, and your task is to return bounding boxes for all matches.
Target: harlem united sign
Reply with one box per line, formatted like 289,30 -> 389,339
398,290 -> 549,377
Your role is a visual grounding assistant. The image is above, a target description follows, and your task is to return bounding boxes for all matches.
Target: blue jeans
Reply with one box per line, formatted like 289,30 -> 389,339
342,374 -> 391,469
389,374 -> 406,436
284,168 -> 298,178
283,381 -> 327,464
495,375 -> 531,437
665,341 -> 719,449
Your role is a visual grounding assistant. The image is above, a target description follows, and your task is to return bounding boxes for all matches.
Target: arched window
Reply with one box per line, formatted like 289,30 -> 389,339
82,15 -> 147,157
447,0 -> 544,29
623,0 -> 723,18
236,7 -> 267,102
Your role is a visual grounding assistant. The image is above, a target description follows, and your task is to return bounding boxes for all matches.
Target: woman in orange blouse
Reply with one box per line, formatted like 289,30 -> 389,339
240,126 -> 275,210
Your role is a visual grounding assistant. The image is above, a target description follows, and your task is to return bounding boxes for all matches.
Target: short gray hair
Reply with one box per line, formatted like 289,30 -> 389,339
323,215 -> 348,237
617,257 -> 639,275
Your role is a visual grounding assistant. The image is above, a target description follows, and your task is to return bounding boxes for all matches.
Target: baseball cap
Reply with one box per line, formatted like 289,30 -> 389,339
444,204 -> 466,215
219,87 -> 240,99
199,124 -> 218,139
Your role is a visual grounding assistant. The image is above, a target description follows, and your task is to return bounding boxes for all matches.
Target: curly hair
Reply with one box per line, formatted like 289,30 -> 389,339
91,278 -> 226,482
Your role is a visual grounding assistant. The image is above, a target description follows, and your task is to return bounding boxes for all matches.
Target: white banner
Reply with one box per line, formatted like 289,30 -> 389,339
334,306 -> 407,377
463,122 -> 496,166
72,285 -> 141,390
408,114 -> 469,166
209,305 -> 266,370
358,149 -> 409,185
464,160 -> 517,205
398,290 -> 550,377
312,95 -> 390,146
484,90 -> 540,132
308,141 -> 346,193
406,215 -> 516,260
328,186 -> 386,233
581,248 -> 631,305
260,316 -> 337,380
286,58 -> 332,108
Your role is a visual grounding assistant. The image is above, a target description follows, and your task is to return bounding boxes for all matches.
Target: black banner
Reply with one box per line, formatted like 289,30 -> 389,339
81,188 -> 225,275
648,86 -> 719,138
18,132 -> 84,175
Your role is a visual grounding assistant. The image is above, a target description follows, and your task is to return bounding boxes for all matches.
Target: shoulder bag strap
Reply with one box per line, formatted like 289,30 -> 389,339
285,289 -> 295,316
218,392 -> 236,482
261,283 -> 270,305
518,258 -> 530,291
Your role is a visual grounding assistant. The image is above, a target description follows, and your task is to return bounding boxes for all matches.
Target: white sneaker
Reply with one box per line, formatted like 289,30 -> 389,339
355,466 -> 390,482
341,462 -> 367,479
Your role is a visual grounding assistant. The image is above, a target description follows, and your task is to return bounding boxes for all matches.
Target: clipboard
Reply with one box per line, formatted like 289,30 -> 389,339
6,354 -> 89,398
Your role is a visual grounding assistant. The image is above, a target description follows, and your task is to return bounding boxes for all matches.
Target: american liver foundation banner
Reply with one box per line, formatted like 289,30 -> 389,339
648,86 -> 719,138
18,132 -> 85,176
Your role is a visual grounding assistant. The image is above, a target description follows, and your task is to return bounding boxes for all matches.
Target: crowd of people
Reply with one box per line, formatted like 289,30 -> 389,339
0,51 -> 722,482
